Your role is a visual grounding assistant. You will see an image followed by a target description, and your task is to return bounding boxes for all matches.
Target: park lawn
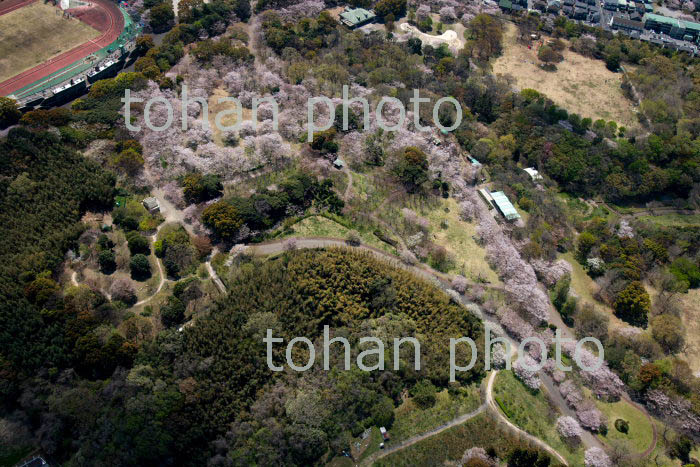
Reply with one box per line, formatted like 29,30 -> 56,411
349,171 -> 390,212
416,197 -> 501,284
206,88 -> 254,147
594,397 -> 654,455
0,2 -> 100,83
493,370 -> 583,466
283,215 -> 395,254
390,386 -> 482,443
637,213 -> 700,228
558,252 -> 628,330
492,23 -> 638,129
374,412 -> 556,466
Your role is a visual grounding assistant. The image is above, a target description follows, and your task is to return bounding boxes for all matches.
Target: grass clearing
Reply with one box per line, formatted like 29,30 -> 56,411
282,215 -> 395,254
390,386 -> 481,443
492,23 -> 638,129
0,2 -> 100,83
493,370 -> 583,465
680,289 -> 700,374
637,213 -> 700,227
594,397 -> 654,454
558,252 -> 629,330
374,411 -> 554,466
206,88 -> 254,146
417,197 -> 501,284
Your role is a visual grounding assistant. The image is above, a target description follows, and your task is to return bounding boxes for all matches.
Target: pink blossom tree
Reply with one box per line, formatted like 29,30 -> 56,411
557,416 -> 583,438
584,447 -> 611,467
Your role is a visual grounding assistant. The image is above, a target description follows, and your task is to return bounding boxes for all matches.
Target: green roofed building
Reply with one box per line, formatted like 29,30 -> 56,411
490,191 -> 521,221
642,12 -> 700,41
339,7 -> 376,28
643,13 -> 685,37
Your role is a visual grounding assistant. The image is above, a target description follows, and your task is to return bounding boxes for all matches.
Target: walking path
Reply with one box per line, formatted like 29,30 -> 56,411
485,371 -> 569,466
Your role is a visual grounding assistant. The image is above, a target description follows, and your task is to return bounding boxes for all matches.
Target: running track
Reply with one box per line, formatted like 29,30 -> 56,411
0,0 -> 36,15
0,0 -> 124,96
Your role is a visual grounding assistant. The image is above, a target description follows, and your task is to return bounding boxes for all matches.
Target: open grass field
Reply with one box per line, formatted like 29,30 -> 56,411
492,23 -> 638,129
558,251 -> 629,330
0,2 -> 100,83
281,214 -> 396,254
374,411 -> 554,466
637,213 -> 700,228
493,370 -> 583,465
417,197 -> 501,284
390,386 -> 481,443
680,289 -> 700,374
206,88 -> 254,146
594,396 -> 654,454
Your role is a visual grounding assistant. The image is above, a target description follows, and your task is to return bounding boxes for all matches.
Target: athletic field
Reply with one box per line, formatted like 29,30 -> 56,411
0,1 -> 100,83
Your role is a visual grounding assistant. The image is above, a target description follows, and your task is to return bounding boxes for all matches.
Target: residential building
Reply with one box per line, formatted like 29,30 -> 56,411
611,16 -> 644,33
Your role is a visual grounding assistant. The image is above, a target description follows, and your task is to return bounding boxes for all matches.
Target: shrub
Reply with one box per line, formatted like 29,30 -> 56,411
160,296 -> 185,327
614,418 -> 629,434
669,257 -> 700,289
614,281 -> 650,328
130,254 -> 151,280
411,379 -> 437,409
346,230 -> 361,246
98,250 -> 117,274
127,232 -> 151,255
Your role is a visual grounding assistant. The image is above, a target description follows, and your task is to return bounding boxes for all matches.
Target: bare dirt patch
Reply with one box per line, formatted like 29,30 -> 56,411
492,23 -> 638,128
0,1 -> 100,83
680,289 -> 700,375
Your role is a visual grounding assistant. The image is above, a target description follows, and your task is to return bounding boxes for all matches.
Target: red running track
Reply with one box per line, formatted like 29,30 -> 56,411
0,0 -> 36,16
0,0 -> 124,96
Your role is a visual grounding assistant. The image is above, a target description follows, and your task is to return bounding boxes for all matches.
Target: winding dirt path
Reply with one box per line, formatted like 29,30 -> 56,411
134,231 -> 167,307
485,371 -> 569,466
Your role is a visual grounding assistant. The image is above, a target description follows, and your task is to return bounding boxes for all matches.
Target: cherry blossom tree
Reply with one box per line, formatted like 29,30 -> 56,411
530,258 -> 573,288
109,278 -> 137,306
584,447 -> 611,467
645,389 -> 700,435
439,6 -> 457,22
457,447 -> 495,466
451,275 -> 468,294
557,416 -> 583,438
513,355 -> 540,390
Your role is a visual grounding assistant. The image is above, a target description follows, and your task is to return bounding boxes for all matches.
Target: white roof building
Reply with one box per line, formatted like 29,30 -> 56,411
524,167 -> 543,181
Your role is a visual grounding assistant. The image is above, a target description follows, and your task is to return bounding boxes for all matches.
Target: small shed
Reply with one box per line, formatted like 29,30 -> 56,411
490,191 -> 521,221
143,197 -> 160,213
333,157 -> 345,169
523,167 -> 543,181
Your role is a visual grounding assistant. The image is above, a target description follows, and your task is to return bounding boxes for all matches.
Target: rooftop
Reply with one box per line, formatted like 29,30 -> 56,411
143,197 -> 159,210
643,13 -> 681,27
339,7 -> 375,26
490,191 -> 521,220
523,167 -> 543,180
